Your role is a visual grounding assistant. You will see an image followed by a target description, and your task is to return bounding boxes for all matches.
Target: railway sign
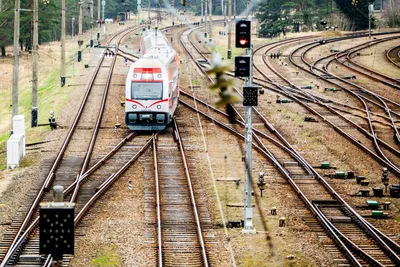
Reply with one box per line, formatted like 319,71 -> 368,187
243,86 -> 258,106
40,206 -> 75,259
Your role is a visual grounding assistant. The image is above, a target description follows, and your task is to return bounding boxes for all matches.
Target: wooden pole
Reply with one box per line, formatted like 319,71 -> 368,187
12,0 -> 20,129
32,0 -> 38,126
60,0 -> 66,86
227,0 -> 231,58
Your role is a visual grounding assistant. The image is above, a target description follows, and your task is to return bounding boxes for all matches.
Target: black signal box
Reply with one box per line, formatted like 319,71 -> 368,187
235,20 -> 251,48
235,56 -> 251,77
243,86 -> 258,106
40,207 -> 74,258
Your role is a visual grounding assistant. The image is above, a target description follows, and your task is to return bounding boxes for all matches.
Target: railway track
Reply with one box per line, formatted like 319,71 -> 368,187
386,45 -> 400,68
290,34 -> 400,172
147,121 -> 210,266
0,22 -> 146,266
180,24 -> 400,266
249,32 -> 400,180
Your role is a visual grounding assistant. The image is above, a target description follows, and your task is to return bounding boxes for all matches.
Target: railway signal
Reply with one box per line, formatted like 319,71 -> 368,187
235,20 -> 251,48
234,56 -> 250,77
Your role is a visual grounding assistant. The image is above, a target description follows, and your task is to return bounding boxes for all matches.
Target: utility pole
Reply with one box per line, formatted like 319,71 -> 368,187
227,0 -> 231,59
98,0 -> 100,23
209,0 -> 212,42
368,4 -> 373,39
233,0 -> 236,18
12,0 -> 20,129
31,0 -> 38,127
137,0 -> 141,32
201,0 -> 203,22
102,0 -> 105,35
61,0 -> 66,87
78,1 -> 83,60
148,0 -> 150,23
90,0 -> 94,47
204,0 -> 208,39
223,0 -> 226,26
171,0 -> 174,25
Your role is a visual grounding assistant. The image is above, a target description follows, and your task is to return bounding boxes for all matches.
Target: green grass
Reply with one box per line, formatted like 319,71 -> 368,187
91,245 -> 122,267
0,48 -> 85,169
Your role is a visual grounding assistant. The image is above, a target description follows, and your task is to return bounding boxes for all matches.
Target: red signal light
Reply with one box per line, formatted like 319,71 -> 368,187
239,38 -> 248,46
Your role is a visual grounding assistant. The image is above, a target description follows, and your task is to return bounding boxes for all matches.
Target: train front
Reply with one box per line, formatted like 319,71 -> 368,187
125,59 -> 171,131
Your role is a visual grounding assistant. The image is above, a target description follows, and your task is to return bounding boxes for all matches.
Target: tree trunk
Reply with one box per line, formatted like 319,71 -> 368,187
1,46 -> 5,56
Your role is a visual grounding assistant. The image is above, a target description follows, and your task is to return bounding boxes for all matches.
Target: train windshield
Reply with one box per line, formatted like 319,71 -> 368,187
131,82 -> 163,100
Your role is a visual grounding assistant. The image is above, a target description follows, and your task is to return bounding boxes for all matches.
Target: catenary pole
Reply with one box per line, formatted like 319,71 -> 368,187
12,0 -> 20,130
209,0 -> 212,41
79,1 -> 83,53
60,0 -> 66,86
201,0 -> 203,21
227,0 -> 231,59
204,0 -> 208,39
31,0 -> 38,126
90,0 -> 94,47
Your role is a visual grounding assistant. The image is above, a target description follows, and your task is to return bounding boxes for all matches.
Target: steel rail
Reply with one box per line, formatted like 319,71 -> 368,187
0,51 -> 107,267
73,137 -> 153,225
172,118 -> 209,267
309,44 -> 400,170
255,53 -> 400,158
181,25 -> 315,176
252,39 -> 400,168
181,97 -> 400,265
181,22 -> 400,265
41,137 -> 154,267
289,39 -> 400,177
179,99 -> 364,266
184,26 -> 400,264
0,25 -> 140,267
386,45 -> 400,68
152,134 -> 163,267
288,40 -> 400,262
70,37 -> 122,202
345,39 -> 400,87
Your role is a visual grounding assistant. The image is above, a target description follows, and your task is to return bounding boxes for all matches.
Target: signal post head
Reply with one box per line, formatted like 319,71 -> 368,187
235,20 -> 251,49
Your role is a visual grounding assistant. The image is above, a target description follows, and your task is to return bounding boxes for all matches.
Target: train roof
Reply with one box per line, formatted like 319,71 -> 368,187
138,29 -> 176,65
131,58 -> 164,69
141,29 -> 170,48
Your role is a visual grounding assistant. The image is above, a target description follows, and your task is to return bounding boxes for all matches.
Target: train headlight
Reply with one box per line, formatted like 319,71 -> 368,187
132,104 -> 137,109
157,74 -> 162,78
157,105 -> 161,109
133,74 -> 138,78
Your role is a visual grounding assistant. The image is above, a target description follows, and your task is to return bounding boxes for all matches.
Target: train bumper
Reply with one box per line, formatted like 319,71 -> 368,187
125,112 -> 170,131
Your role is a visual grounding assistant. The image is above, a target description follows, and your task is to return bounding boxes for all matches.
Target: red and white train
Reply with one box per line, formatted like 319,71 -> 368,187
125,28 -> 180,131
